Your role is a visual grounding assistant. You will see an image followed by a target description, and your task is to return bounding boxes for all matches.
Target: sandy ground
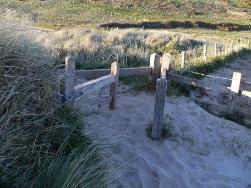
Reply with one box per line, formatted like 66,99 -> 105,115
75,92 -> 251,188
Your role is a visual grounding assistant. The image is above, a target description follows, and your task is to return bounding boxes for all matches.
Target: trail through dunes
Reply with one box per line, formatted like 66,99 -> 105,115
76,94 -> 251,188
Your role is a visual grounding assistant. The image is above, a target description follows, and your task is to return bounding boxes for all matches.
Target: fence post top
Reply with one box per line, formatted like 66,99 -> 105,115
161,53 -> 170,78
65,54 -> 76,62
150,53 -> 160,58
150,53 -> 161,68
162,53 -> 171,61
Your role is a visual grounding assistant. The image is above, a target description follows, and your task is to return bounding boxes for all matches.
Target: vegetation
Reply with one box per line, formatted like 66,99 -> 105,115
146,115 -> 174,140
238,0 -> 251,7
37,27 -> 250,94
0,0 -> 250,30
0,11 -> 106,188
120,76 -> 155,93
196,100 -> 251,129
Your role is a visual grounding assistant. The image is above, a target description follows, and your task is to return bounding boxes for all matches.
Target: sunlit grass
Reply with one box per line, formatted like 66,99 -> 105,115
1,0 -> 250,30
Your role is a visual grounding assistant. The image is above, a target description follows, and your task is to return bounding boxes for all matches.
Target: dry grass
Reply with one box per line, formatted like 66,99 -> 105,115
36,27 -> 250,72
36,28 -> 201,68
0,11 -> 107,188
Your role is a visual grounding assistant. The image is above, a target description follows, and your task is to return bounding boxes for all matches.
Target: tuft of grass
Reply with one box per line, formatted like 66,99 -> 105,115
220,111 -> 251,129
196,100 -> 251,129
146,115 -> 174,140
29,145 -> 107,188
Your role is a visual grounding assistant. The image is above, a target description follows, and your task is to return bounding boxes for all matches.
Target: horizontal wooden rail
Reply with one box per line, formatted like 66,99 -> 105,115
76,67 -> 152,80
241,90 -> 251,98
169,73 -> 251,97
76,69 -> 110,80
74,74 -> 115,99
120,67 -> 152,77
169,73 -> 207,89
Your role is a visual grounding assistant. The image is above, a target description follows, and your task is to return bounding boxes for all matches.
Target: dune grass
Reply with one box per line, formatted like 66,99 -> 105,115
0,11 -> 107,188
37,27 -> 250,94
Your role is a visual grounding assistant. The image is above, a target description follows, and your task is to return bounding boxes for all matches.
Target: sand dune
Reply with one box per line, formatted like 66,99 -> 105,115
76,94 -> 251,188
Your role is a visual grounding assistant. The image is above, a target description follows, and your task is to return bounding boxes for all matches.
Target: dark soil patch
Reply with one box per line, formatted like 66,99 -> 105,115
100,21 -> 251,31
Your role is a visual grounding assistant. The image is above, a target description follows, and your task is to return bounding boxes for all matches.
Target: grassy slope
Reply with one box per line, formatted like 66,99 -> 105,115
1,0 -> 250,30
0,12 -> 106,188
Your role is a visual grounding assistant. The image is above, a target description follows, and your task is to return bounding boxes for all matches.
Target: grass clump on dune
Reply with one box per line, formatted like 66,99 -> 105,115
0,11 -> 107,188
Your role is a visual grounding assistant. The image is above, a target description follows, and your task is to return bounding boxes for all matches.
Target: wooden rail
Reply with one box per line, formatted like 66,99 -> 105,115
168,73 -> 250,96
168,74 -> 206,89
61,55 -> 120,109
76,67 -> 152,80
74,75 -> 115,98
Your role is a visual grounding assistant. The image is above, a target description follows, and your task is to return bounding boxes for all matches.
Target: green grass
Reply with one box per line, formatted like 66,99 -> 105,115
1,0 -> 251,30
166,28 -> 251,41
181,48 -> 251,79
196,100 -> 251,129
220,111 -> 251,129
120,76 -> 155,93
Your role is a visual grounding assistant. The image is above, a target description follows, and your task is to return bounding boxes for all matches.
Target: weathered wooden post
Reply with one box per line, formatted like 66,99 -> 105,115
203,44 -> 207,63
230,72 -> 241,94
161,53 -> 171,78
64,55 -> 76,104
151,53 -> 169,140
152,78 -> 167,140
150,53 -> 161,84
109,61 -> 119,110
181,51 -> 185,70
229,72 -> 242,113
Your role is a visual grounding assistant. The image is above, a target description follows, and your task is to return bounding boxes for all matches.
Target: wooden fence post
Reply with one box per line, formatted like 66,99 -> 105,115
64,55 -> 76,103
152,78 -> 167,140
230,72 -> 241,94
181,51 -> 185,70
109,61 -> 119,110
229,72 -> 242,113
161,53 -> 170,78
150,53 -> 161,84
203,44 -> 207,62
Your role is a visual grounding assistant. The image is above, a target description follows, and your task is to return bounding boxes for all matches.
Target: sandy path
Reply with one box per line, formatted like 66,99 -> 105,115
76,93 -> 251,188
